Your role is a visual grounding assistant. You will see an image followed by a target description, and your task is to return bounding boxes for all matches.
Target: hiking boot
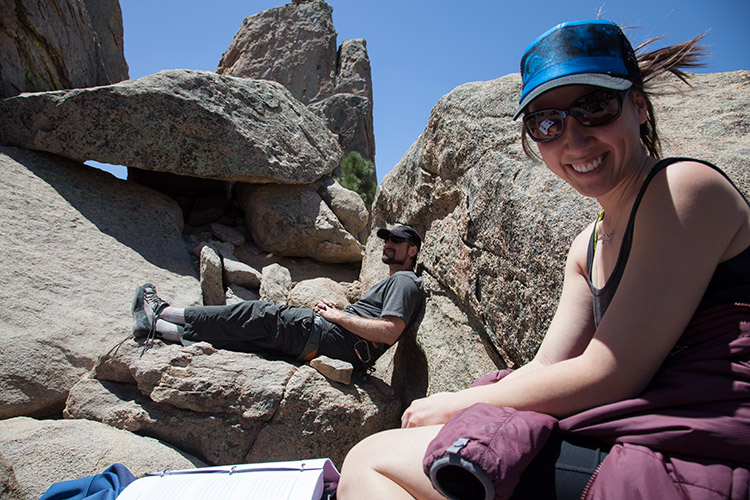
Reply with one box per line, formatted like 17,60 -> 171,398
131,283 -> 169,338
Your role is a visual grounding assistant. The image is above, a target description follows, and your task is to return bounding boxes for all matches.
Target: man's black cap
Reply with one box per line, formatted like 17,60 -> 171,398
377,225 -> 421,250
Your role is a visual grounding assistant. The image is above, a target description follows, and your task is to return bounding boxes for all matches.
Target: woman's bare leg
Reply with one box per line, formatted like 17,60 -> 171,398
337,425 -> 445,500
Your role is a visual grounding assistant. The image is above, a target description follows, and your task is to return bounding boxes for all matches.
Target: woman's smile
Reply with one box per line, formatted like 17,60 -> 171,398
569,154 -> 605,174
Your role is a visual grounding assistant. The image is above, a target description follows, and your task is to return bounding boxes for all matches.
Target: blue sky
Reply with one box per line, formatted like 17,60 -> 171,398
114,0 -> 749,184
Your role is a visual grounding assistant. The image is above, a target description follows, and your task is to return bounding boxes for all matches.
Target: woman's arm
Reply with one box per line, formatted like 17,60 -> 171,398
403,228 -> 597,426
402,161 -> 750,427
497,228 -> 597,383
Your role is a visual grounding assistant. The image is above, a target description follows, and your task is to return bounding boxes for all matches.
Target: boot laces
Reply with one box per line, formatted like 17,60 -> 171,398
140,286 -> 165,357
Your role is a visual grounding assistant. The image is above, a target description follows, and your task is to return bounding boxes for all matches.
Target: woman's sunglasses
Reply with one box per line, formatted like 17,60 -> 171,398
523,88 -> 631,142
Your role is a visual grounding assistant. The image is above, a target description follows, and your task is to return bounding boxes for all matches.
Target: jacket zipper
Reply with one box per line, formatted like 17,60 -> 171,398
580,462 -> 603,499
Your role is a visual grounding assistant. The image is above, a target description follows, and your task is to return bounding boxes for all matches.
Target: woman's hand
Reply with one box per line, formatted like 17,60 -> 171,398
401,392 -> 458,428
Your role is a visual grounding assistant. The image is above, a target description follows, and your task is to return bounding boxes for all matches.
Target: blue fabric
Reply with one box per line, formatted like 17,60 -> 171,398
519,21 -> 639,97
514,20 -> 642,118
38,463 -> 136,500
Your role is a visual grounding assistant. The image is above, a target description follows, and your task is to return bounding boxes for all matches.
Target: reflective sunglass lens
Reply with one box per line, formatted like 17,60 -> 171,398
570,90 -> 621,126
524,89 -> 626,142
525,111 -> 564,141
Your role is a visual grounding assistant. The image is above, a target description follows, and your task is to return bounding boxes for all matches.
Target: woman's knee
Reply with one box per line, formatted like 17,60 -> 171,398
339,431 -> 410,499
341,430 -> 391,477
339,426 -> 444,500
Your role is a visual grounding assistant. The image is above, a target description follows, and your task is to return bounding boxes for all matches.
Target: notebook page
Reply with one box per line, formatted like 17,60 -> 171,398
118,466 -> 324,500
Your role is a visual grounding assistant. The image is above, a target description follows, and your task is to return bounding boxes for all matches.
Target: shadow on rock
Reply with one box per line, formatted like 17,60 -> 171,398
7,147 -> 196,276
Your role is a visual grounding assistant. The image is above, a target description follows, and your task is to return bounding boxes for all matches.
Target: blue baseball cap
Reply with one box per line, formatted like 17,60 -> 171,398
513,20 -> 642,119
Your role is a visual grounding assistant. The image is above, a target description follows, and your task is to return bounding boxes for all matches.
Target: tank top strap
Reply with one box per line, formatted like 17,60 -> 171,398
586,158 -> 728,327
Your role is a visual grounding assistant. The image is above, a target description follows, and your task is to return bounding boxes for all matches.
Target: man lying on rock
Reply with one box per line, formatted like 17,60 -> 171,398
131,225 -> 424,371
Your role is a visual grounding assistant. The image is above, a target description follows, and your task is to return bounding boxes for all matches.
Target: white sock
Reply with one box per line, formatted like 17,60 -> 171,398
156,319 -> 184,343
160,307 -> 186,325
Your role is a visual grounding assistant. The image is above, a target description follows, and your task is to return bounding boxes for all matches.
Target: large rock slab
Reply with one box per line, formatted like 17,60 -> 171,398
0,70 -> 343,184
238,183 -> 364,263
309,93 -> 375,164
0,0 -> 128,98
368,71 -> 750,392
216,1 -> 375,166
334,39 -> 373,101
326,38 -> 375,161
82,0 -> 129,84
0,146 -> 201,419
0,417 -> 202,500
216,0 -> 337,105
64,340 -> 401,467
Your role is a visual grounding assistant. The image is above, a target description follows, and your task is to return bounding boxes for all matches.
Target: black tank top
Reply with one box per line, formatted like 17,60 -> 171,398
587,158 -> 750,327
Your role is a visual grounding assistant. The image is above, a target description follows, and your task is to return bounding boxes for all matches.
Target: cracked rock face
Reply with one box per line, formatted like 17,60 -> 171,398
217,0 -> 337,105
0,0 -> 129,97
64,341 -> 400,466
0,146 -> 201,420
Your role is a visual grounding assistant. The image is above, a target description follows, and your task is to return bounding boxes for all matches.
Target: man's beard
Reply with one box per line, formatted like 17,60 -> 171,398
381,248 -> 405,265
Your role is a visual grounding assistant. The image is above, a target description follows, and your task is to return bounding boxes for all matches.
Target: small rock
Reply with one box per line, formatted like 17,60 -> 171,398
220,249 -> 262,289
259,263 -> 292,305
310,355 -> 353,385
287,277 -> 349,309
200,244 -> 224,305
210,222 -> 246,247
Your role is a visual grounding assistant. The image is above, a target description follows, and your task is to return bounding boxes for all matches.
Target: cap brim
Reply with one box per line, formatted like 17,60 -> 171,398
377,227 -> 421,248
513,74 -> 633,120
376,228 -> 393,239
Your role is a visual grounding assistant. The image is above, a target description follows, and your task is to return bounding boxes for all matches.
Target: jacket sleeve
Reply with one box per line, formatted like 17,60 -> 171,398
423,403 -> 558,500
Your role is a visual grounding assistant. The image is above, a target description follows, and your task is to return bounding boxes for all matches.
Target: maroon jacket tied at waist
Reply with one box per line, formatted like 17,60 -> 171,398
559,303 -> 750,461
467,303 -> 750,498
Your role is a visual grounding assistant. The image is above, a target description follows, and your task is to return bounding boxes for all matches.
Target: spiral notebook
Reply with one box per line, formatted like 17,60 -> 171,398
117,458 -> 339,500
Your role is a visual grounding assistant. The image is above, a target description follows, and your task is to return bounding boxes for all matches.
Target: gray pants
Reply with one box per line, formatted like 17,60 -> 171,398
182,300 -> 373,369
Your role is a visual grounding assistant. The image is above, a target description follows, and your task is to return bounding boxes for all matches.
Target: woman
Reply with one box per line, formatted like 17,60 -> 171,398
337,20 -> 750,499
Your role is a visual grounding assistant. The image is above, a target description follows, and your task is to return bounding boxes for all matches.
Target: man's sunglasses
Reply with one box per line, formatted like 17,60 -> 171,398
384,235 -> 407,244
523,88 -> 630,142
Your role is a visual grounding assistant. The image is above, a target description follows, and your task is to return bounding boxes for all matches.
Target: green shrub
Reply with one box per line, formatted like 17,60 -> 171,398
337,152 -> 376,207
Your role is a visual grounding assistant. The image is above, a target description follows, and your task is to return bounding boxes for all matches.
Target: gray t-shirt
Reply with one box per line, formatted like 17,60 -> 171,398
345,270 -> 424,329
